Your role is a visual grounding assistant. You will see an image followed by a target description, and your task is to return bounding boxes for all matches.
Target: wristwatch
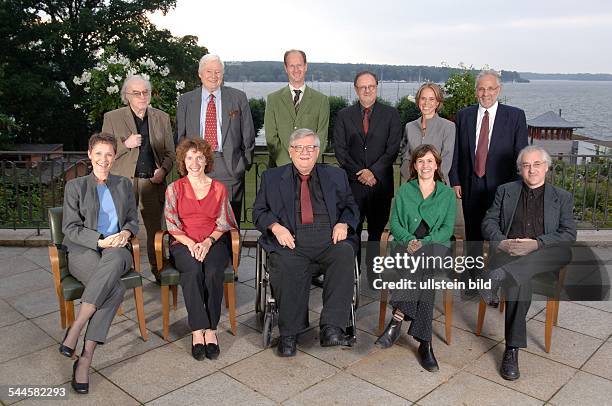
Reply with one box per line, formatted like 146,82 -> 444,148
208,236 -> 217,244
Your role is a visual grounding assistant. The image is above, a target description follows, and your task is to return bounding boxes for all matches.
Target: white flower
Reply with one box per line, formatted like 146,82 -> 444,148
80,71 -> 92,83
127,68 -> 137,77
106,85 -> 119,94
139,73 -> 150,81
108,74 -> 115,83
73,104 -> 81,109
159,66 -> 170,77
138,57 -> 157,70
84,87 -> 90,93
175,80 -> 185,90
73,76 -> 82,85
108,55 -> 118,65
407,95 -> 415,102
115,75 -> 122,82
117,54 -> 130,66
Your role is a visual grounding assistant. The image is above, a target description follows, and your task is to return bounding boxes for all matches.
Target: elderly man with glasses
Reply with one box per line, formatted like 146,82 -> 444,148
253,128 -> 360,357
102,74 -> 175,281
479,145 -> 576,381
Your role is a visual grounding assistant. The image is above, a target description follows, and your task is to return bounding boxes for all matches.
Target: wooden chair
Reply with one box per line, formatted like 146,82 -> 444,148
47,207 -> 148,340
154,229 -> 240,341
377,230 -> 459,345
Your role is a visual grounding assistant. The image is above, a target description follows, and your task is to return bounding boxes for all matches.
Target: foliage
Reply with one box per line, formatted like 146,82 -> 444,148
441,65 -> 477,121
328,96 -> 349,152
0,114 -> 20,150
72,48 -> 186,130
248,98 -> 266,134
395,96 -> 420,129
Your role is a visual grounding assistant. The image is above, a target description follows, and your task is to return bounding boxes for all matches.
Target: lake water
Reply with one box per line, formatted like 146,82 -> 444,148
226,80 -> 612,141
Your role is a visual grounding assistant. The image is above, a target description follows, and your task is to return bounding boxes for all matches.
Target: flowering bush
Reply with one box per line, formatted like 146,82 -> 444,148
73,48 -> 186,128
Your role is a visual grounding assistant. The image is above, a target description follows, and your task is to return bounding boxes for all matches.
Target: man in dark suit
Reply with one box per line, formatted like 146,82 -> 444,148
102,75 -> 175,278
176,54 -> 256,221
333,71 -> 402,285
480,145 -> 576,381
253,128 -> 359,357
449,69 -> 528,289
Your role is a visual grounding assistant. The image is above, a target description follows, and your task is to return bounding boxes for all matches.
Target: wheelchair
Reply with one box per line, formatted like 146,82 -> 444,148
255,242 -> 361,348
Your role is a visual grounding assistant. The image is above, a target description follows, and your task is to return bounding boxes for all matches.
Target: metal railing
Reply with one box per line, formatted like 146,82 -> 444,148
1,151 -> 610,232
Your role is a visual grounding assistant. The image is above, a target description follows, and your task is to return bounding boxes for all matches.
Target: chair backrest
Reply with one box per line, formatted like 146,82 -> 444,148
48,207 -> 64,245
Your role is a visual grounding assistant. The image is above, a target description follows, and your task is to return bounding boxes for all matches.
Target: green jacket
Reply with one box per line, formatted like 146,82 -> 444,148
390,179 -> 456,244
264,85 -> 329,166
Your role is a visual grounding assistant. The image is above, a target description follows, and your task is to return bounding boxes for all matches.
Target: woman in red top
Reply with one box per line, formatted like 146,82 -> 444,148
164,138 -> 237,360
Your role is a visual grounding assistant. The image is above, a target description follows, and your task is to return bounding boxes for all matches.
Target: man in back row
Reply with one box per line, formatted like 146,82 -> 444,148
265,49 -> 330,167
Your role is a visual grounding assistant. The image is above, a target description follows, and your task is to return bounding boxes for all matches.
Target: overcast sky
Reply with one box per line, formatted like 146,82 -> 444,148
149,0 -> 612,74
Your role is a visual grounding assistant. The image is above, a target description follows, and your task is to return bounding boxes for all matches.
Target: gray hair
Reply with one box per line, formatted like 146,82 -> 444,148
289,128 -> 320,148
198,54 -> 225,73
120,75 -> 152,105
516,145 -> 552,171
475,69 -> 502,90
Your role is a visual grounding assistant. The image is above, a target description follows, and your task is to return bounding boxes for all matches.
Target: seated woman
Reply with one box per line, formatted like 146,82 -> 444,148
59,133 -> 139,394
164,138 -> 237,361
375,144 -> 456,372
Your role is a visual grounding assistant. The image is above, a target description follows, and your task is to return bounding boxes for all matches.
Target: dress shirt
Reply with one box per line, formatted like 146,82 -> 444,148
292,165 -> 330,225
131,109 -> 155,177
289,84 -> 306,105
507,182 -> 545,240
475,101 -> 499,150
199,87 -> 223,152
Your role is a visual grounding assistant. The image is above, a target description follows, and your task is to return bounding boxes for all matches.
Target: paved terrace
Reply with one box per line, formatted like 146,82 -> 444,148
0,228 -> 611,405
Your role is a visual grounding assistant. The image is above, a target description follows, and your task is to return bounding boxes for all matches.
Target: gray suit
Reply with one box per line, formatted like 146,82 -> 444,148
481,180 -> 576,347
176,86 -> 256,220
62,173 -> 139,343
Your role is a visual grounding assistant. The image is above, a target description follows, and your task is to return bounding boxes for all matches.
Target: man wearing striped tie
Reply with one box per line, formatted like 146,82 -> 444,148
176,54 -> 256,222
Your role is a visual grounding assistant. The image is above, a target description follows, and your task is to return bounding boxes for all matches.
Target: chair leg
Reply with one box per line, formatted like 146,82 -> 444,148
545,299 -> 555,353
225,282 -> 237,336
58,297 -> 67,329
161,285 -> 170,341
224,284 -> 229,309
66,301 -> 75,328
476,298 -> 487,336
378,289 -> 388,335
553,300 -> 560,326
499,295 -> 505,313
133,287 -> 148,341
117,305 -> 124,317
170,285 -> 178,310
443,289 -> 453,345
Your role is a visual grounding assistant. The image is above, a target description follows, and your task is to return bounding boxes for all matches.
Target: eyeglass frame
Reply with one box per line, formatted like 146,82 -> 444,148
126,90 -> 151,98
519,161 -> 547,170
290,144 -> 319,153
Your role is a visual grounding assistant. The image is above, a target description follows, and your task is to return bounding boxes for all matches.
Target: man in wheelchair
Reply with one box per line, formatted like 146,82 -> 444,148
253,128 -> 360,357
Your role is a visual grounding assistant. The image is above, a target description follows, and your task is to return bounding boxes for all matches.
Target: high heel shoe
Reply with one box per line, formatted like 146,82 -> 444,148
71,358 -> 89,394
59,329 -> 77,358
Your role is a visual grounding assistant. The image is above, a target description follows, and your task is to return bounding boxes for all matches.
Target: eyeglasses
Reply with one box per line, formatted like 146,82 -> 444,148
290,145 -> 318,153
520,161 -> 546,170
356,85 -> 377,93
476,86 -> 499,94
127,90 -> 150,97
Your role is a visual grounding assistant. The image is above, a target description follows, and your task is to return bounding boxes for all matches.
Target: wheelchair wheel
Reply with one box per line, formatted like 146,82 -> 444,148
262,302 -> 275,348
255,245 -> 263,314
353,257 -> 361,310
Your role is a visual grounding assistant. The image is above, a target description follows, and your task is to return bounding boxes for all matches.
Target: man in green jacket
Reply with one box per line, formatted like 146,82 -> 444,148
264,50 -> 330,167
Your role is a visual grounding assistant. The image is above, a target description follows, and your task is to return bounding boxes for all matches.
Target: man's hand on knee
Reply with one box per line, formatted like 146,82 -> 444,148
271,223 -> 296,249
332,223 -> 348,244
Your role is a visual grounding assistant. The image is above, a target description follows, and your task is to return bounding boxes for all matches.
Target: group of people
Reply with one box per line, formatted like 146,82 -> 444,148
57,49 -> 577,394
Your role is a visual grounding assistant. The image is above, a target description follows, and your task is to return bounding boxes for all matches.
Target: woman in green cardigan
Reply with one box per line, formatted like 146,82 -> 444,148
375,144 -> 456,372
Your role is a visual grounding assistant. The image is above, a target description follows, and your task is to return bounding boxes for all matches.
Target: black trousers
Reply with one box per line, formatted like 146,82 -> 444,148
269,223 -> 354,336
493,246 -> 572,347
350,180 -> 392,284
170,235 -> 231,331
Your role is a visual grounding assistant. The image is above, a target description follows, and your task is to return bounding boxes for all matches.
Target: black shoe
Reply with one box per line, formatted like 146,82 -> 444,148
319,325 -> 351,347
205,343 -> 220,360
478,268 -> 506,307
375,318 -> 403,349
59,329 -> 77,359
500,347 -> 520,380
277,335 -> 297,357
417,340 -> 439,372
191,344 -> 206,361
71,358 -> 89,394
311,274 -> 324,288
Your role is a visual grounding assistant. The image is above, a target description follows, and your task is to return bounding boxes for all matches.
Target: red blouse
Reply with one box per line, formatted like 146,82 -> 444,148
164,177 -> 237,244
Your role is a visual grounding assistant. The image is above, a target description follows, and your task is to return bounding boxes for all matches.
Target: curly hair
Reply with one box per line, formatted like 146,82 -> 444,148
408,144 -> 444,182
175,138 -> 214,176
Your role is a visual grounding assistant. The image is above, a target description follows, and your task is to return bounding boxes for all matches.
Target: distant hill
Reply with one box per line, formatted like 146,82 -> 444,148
520,72 -> 612,81
224,61 -> 528,83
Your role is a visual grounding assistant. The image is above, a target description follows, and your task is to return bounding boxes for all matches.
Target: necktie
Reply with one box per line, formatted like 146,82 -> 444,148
474,110 -> 489,177
363,107 -> 370,134
299,173 -> 314,225
293,89 -> 302,112
204,94 -> 218,150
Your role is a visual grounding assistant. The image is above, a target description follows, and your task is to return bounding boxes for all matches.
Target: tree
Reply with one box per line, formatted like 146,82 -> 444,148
327,96 -> 348,152
248,98 -> 266,134
441,66 -> 477,121
395,96 -> 420,129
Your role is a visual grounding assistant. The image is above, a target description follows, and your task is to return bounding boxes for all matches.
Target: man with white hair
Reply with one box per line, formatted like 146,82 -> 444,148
102,74 -> 175,280
480,145 -> 576,380
176,54 -> 255,222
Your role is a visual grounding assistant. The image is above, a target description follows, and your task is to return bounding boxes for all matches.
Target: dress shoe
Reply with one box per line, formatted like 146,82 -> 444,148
500,346 -> 520,380
320,325 -> 351,347
417,340 -> 439,372
71,358 -> 89,394
191,343 -> 206,361
478,268 -> 506,307
205,343 -> 220,360
277,335 -> 297,357
59,329 -> 77,358
375,318 -> 403,349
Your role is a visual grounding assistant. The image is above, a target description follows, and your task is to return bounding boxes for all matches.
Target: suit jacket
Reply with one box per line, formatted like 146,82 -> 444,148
264,85 -> 330,166
102,106 -> 175,178
62,173 -> 139,254
449,103 -> 528,197
481,181 -> 576,248
253,163 -> 360,253
333,102 -> 402,199
176,86 -> 256,179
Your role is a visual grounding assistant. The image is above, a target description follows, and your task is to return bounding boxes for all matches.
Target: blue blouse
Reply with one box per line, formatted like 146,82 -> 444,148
96,183 -> 119,237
